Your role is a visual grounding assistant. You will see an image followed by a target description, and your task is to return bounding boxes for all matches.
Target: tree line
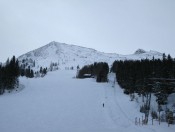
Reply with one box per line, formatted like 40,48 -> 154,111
0,56 -> 20,94
0,56 -> 48,95
77,62 -> 109,82
111,54 -> 175,96
111,54 -> 175,124
20,66 -> 47,78
20,59 -> 47,78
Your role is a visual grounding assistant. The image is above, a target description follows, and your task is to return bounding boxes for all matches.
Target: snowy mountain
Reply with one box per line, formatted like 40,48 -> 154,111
1,42 -> 174,132
18,41 -> 163,70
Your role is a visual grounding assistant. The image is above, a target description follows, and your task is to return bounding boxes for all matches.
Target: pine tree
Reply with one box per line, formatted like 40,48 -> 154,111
0,56 -> 20,93
43,68 -> 47,75
30,69 -> 34,78
40,67 -> 43,74
33,60 -> 35,67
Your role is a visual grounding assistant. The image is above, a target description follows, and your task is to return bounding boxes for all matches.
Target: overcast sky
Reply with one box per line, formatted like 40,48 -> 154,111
1,0 -> 175,62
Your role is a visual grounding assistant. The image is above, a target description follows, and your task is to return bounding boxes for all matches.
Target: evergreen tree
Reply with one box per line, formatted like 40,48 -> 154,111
30,69 -> 34,78
33,60 -> 35,67
0,56 -> 20,94
43,68 -> 47,75
40,67 -> 43,74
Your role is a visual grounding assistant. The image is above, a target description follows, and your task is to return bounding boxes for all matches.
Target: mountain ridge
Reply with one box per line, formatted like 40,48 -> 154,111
18,41 -> 163,70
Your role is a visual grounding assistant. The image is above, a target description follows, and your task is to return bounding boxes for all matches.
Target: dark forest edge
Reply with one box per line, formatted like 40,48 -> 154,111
111,54 -> 175,97
111,53 -> 175,125
76,62 -> 109,82
0,56 -> 48,95
0,56 -> 20,94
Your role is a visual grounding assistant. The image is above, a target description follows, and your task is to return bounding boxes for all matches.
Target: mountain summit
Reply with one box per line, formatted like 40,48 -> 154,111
18,41 -> 163,70
134,49 -> 146,54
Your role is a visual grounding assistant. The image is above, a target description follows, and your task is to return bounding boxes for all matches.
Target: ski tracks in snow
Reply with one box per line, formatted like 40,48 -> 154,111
104,81 -> 131,128
103,74 -> 162,132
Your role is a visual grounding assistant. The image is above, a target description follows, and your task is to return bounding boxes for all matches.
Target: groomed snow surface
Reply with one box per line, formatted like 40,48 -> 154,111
0,70 -> 174,132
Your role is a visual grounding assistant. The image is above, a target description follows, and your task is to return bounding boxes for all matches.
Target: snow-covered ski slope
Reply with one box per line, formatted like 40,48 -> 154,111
0,70 -> 174,132
18,41 -> 163,70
